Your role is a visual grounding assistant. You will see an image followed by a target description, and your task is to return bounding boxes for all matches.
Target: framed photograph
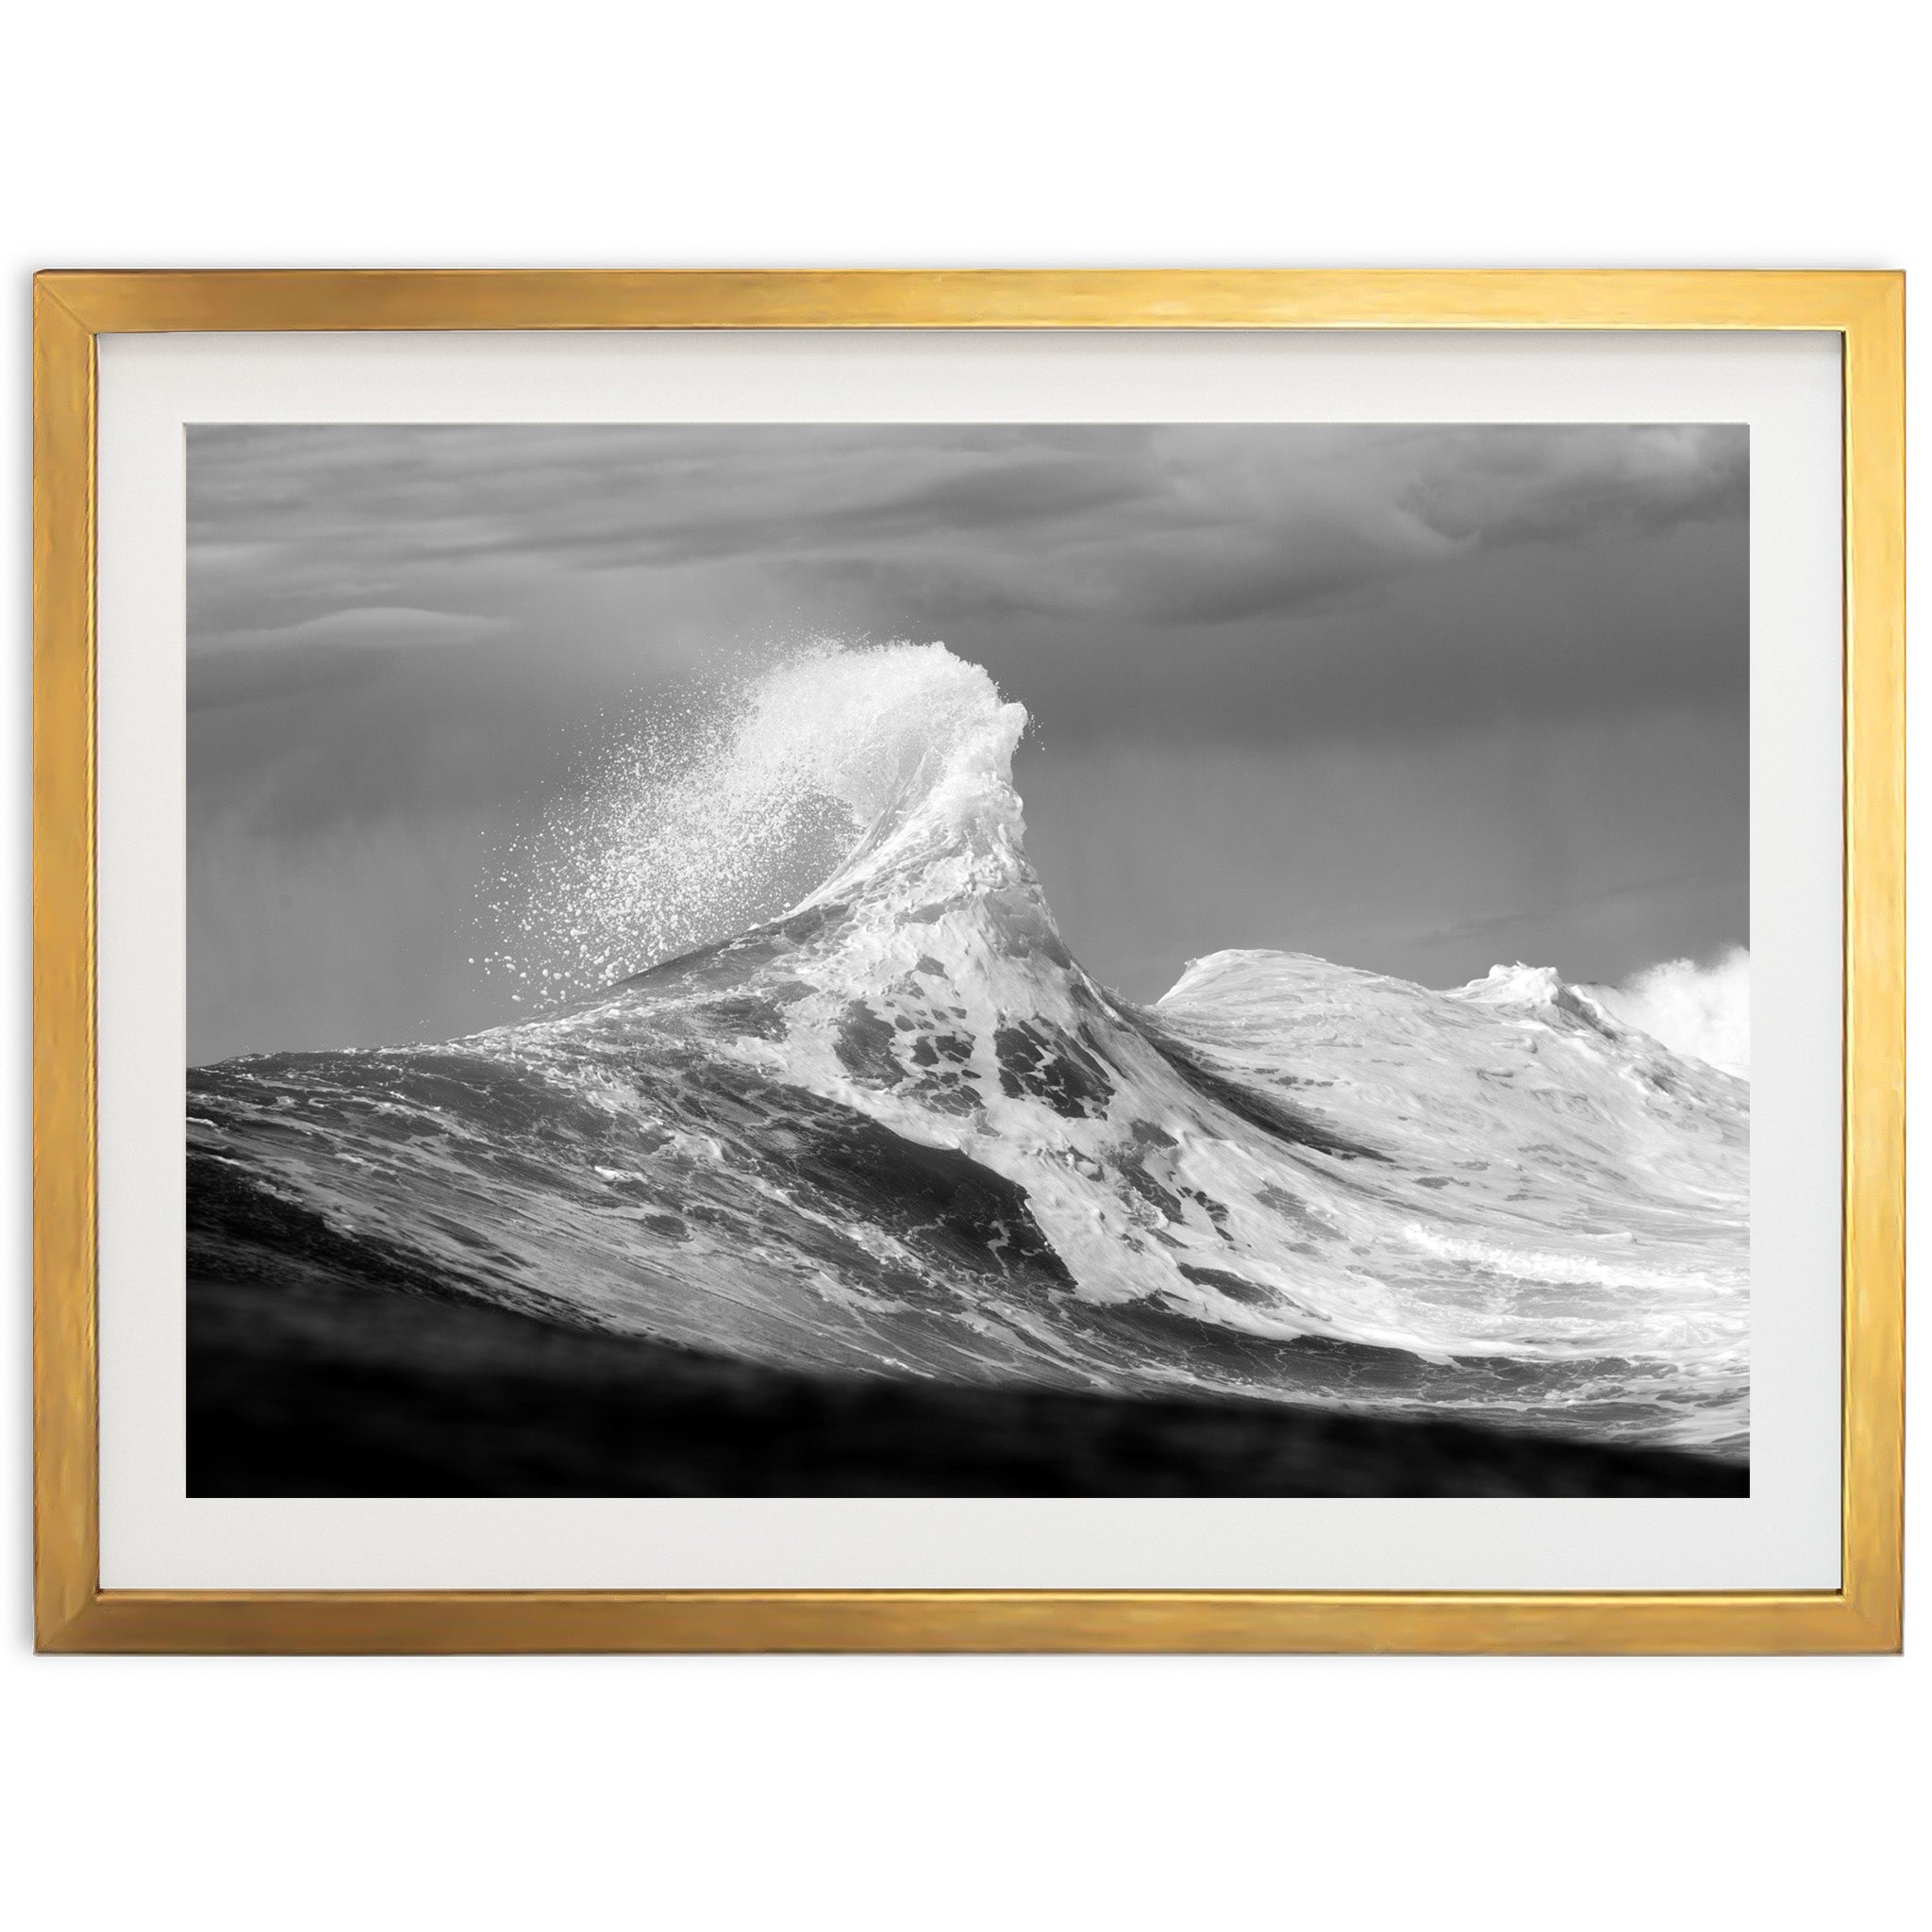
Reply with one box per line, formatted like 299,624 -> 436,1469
33,271 -> 1903,1653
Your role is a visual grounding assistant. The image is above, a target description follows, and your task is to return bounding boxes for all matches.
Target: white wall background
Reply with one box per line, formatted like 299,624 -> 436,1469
3,4 -> 1922,1924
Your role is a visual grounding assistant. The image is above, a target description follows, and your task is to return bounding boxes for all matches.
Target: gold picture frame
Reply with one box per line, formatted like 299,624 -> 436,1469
33,270 -> 1904,1654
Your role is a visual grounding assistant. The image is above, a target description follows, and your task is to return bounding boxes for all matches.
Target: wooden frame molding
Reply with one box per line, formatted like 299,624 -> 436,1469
32,271 -> 1905,1653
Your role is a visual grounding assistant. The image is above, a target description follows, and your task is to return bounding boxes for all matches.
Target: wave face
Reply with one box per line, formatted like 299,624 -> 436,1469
188,643 -> 1750,1456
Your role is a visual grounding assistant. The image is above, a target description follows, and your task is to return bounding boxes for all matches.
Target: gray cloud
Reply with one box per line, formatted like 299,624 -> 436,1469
189,423 -> 1745,650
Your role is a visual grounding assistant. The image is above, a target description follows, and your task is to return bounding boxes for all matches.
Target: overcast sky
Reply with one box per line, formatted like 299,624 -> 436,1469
188,423 -> 1747,1063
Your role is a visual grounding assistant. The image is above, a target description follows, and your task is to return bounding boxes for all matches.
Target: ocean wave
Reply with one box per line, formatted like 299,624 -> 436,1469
190,641 -> 1750,1454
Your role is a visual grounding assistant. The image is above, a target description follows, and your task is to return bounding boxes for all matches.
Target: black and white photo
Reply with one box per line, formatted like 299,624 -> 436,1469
185,423 -> 1750,1497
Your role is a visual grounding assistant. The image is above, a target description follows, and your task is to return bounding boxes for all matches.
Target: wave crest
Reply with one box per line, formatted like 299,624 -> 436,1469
486,641 -> 1022,999
1586,949 -> 1750,1078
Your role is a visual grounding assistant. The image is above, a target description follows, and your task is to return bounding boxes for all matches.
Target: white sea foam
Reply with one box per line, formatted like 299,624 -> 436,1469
485,640 -> 1019,998
1399,1223 -> 1728,1295
1587,949 -> 1750,1077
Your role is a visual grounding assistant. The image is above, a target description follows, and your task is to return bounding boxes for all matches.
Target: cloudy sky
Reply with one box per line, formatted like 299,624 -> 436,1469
187,423 -> 1747,1063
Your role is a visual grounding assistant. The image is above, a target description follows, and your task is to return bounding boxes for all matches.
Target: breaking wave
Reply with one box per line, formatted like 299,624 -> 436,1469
1588,948 -> 1751,1078
191,641 -> 1751,1456
482,641 -> 1018,998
